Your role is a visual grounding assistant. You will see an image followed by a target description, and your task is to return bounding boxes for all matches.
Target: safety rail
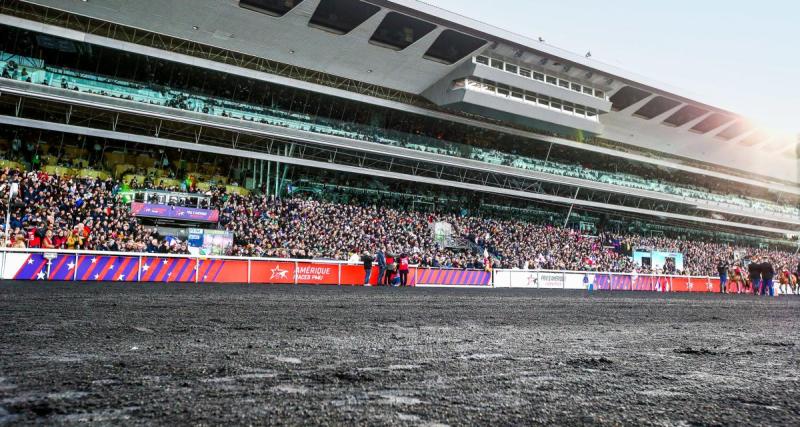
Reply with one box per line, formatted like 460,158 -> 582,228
0,248 -> 491,287
0,248 -> 742,293
493,269 -> 722,293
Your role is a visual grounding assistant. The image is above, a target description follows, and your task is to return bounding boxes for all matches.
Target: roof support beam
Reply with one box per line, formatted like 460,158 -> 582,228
400,26 -> 444,56
726,128 -> 760,145
677,111 -> 714,131
289,0 -> 322,17
651,102 -> 686,123
620,93 -> 656,115
349,8 -> 389,38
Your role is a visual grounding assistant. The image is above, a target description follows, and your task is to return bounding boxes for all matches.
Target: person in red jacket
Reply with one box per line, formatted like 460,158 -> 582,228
398,253 -> 410,287
384,253 -> 395,286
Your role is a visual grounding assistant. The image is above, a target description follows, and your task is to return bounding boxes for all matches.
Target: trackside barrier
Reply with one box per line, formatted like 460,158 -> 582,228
0,248 -> 491,287
493,269 -> 722,293
1,249 -> 737,293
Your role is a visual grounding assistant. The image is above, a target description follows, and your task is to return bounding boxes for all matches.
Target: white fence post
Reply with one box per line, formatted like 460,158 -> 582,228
137,255 -> 142,282
248,259 -> 251,284
338,264 -> 342,286
73,253 -> 78,281
294,261 -> 298,285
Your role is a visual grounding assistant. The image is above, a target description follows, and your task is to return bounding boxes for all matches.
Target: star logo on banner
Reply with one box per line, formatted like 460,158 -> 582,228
162,259 -> 169,266
203,275 -> 208,280
67,262 -> 75,271
167,272 -> 172,277
142,264 -> 150,272
109,264 -> 115,270
118,274 -> 125,281
270,266 -> 289,280
36,271 -> 46,280
91,257 -> 97,264
27,258 -> 34,265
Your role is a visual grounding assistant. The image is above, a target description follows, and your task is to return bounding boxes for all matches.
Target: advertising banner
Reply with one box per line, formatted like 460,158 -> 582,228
131,202 -> 220,223
413,268 -> 492,286
1,250 -> 726,293
139,257 -> 198,282
250,261 -> 297,284
197,259 -> 249,283
493,270 -> 564,288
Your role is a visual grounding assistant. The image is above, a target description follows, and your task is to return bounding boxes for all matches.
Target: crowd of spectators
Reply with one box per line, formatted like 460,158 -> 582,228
1,166 -> 797,277
0,168 -> 188,254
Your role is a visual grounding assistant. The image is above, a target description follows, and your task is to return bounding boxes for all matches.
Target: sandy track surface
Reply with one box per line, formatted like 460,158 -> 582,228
0,283 -> 798,425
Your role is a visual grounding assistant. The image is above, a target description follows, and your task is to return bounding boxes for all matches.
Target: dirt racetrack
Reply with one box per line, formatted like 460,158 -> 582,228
0,282 -> 798,425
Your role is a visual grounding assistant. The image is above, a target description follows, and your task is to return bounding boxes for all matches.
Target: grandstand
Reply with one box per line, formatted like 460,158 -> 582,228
0,0 -> 798,276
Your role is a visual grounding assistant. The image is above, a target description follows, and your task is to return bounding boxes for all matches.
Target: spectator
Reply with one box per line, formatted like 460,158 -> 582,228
398,253 -> 410,287
361,251 -> 374,286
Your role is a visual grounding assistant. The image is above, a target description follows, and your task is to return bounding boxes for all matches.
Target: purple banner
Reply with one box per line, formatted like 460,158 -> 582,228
130,202 -> 219,223
413,268 -> 492,286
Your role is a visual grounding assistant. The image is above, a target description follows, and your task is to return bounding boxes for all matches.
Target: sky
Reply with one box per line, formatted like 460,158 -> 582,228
423,0 -> 799,136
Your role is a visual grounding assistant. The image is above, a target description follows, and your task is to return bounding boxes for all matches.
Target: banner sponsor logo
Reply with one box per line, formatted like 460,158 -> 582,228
538,273 -> 564,289
131,202 -> 219,223
296,265 -> 334,282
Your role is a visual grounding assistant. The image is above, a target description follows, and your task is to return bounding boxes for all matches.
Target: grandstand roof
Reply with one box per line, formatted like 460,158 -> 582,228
16,0 -> 800,171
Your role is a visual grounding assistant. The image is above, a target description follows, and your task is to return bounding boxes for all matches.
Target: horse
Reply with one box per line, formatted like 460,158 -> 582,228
778,270 -> 798,295
729,266 -> 749,294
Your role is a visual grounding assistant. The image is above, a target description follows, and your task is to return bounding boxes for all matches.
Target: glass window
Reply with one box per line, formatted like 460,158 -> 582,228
491,59 -> 504,69
511,91 -> 524,100
558,79 -> 570,88
571,83 -> 581,92
537,97 -> 549,106
551,101 -> 562,109
533,72 -> 545,81
475,56 -> 490,65
546,75 -> 557,85
525,94 -> 537,103
586,109 -> 597,117
582,87 -> 593,95
505,64 -> 518,74
576,108 -> 586,116
595,90 -> 605,99
520,68 -> 531,78
496,84 -> 510,96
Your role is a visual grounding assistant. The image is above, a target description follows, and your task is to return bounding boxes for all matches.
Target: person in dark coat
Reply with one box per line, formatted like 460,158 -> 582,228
361,251 -> 374,286
717,259 -> 728,294
748,258 -> 762,295
760,258 -> 775,297
375,248 -> 387,287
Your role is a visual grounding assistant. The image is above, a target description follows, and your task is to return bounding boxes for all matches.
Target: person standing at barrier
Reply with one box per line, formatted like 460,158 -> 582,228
398,253 -> 410,287
717,259 -> 728,294
361,251 -> 374,287
385,252 -> 396,286
376,248 -> 387,287
748,258 -> 761,296
760,258 -> 775,297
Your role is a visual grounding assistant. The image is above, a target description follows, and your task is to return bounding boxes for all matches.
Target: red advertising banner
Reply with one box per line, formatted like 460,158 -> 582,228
295,262 -> 339,285
250,261 -> 296,284
197,259 -> 249,283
